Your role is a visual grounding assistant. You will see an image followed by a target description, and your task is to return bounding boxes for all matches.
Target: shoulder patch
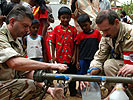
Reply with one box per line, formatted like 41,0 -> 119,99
125,33 -> 131,40
0,29 -> 8,35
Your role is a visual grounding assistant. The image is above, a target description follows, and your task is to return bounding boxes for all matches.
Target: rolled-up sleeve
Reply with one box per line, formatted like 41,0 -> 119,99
0,47 -> 20,63
0,34 -> 20,63
90,37 -> 111,70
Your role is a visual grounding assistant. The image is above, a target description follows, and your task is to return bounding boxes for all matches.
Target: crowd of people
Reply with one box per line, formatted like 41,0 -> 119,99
0,0 -> 133,100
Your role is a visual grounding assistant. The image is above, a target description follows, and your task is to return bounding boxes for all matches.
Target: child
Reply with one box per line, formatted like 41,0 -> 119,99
23,19 -> 44,62
48,6 -> 78,96
76,13 -> 101,75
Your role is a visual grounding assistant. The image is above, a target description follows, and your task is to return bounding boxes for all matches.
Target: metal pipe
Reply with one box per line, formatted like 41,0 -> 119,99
33,72 -> 133,84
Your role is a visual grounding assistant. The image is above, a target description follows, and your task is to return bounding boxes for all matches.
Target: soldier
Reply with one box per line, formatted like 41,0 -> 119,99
0,5 -> 67,100
80,9 -> 133,98
89,9 -> 133,76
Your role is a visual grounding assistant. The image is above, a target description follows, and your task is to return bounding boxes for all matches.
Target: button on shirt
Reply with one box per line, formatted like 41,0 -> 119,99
0,23 -> 25,81
48,24 -> 77,63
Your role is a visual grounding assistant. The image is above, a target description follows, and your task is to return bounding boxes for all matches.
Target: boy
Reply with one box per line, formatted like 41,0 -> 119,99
76,14 -> 101,75
23,19 -> 44,62
48,6 -> 78,96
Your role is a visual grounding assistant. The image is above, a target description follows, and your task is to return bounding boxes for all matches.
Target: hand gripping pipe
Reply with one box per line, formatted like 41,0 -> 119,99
33,70 -> 133,84
33,70 -> 133,100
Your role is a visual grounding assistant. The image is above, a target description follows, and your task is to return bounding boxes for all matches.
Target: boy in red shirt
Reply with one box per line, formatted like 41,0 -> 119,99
76,13 -> 101,75
48,6 -> 78,96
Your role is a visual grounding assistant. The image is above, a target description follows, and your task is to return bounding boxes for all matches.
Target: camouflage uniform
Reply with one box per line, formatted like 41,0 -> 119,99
90,22 -> 133,76
0,23 -> 42,100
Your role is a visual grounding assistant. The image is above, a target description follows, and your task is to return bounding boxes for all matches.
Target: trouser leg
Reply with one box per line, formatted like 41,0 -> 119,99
104,59 -> 124,76
0,79 -> 42,100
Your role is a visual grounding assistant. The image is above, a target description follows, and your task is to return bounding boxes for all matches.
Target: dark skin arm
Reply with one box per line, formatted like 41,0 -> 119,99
41,36 -> 47,62
51,43 -> 56,63
71,44 -> 76,64
76,45 -> 80,70
41,19 -> 50,62
41,19 -> 49,36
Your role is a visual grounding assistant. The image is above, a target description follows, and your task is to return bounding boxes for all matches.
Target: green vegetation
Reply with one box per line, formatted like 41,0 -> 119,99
117,1 -> 133,19
121,2 -> 133,17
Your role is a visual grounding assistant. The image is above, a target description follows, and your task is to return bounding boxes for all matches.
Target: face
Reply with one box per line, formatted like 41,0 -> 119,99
97,19 -> 119,38
30,23 -> 40,36
79,21 -> 91,32
59,14 -> 71,27
120,13 -> 124,18
9,17 -> 32,39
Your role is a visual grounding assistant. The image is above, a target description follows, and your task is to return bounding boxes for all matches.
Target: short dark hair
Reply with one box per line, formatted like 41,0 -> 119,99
77,13 -> 91,25
96,9 -> 120,25
31,19 -> 40,26
121,10 -> 127,16
58,6 -> 71,19
6,4 -> 34,24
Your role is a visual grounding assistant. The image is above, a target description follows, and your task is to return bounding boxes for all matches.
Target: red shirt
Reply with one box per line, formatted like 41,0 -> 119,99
44,32 -> 52,62
76,29 -> 101,60
33,7 -> 48,35
76,29 -> 101,45
48,24 -> 77,63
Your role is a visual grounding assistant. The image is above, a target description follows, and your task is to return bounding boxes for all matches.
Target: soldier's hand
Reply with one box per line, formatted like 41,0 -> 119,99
55,63 -> 67,72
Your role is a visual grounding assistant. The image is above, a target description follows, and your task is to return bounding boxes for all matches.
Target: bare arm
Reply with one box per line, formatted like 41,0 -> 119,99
6,57 -> 67,71
71,44 -> 76,64
51,43 -> 56,63
76,45 -> 80,70
41,19 -> 49,36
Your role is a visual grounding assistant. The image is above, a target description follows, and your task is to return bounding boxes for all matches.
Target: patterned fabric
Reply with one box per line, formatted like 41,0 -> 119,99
90,22 -> 133,71
0,23 -> 42,99
123,51 -> 133,64
48,24 -> 77,63
0,23 -> 24,81
32,7 -> 48,35
44,32 -> 52,62
76,29 -> 101,60
0,79 -> 42,100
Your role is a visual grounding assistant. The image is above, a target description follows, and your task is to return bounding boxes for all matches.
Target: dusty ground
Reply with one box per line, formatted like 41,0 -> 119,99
44,93 -> 82,100
43,81 -> 82,100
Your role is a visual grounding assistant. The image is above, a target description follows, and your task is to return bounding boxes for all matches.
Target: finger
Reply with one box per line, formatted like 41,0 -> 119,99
117,71 -> 121,76
121,69 -> 127,76
123,70 -> 130,77
80,81 -> 84,90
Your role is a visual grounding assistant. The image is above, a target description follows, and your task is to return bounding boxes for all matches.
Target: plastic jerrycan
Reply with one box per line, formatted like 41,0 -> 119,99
109,83 -> 129,100
81,68 -> 101,100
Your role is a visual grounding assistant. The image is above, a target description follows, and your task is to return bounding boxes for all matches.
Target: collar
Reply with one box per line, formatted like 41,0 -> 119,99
60,24 -> 71,29
83,29 -> 94,34
116,22 -> 124,42
1,22 -> 20,47
2,23 -> 15,42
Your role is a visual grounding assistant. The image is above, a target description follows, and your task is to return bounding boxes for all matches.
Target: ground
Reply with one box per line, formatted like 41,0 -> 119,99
44,93 -> 82,100
43,80 -> 82,100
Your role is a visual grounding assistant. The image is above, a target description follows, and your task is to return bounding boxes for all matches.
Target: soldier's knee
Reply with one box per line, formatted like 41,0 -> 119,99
104,59 -> 114,71
104,59 -> 117,76
27,80 -> 36,91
